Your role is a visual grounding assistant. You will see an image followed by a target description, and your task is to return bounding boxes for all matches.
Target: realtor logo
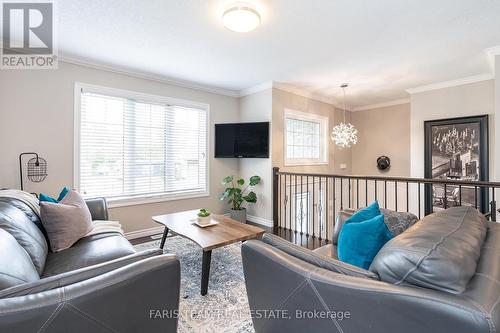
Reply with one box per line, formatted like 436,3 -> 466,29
1,1 -> 57,69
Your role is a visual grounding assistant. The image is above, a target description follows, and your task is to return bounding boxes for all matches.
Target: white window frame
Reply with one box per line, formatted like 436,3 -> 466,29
73,82 -> 210,208
284,109 -> 329,166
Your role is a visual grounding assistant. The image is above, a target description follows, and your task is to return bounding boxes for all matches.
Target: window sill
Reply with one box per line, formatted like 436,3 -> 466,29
105,191 -> 210,208
284,161 -> 329,167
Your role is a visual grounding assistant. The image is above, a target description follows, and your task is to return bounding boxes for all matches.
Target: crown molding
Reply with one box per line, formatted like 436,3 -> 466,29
486,45 -> 500,71
351,98 -> 410,112
59,56 -> 240,98
238,81 -> 273,96
406,73 -> 495,94
272,83 -> 345,109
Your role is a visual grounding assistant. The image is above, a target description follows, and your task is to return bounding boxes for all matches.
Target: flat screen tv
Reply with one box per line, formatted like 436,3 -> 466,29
215,122 -> 269,158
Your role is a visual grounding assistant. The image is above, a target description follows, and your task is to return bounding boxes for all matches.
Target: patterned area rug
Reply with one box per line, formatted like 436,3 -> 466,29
134,236 -> 254,333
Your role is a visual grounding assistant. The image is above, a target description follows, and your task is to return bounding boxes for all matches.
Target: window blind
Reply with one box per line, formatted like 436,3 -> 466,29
78,90 -> 208,201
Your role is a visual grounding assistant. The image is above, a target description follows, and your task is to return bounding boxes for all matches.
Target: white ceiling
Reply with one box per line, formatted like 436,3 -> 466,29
56,0 -> 500,108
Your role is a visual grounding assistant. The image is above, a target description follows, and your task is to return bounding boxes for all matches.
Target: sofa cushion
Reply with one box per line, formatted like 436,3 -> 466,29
338,214 -> 393,269
40,190 -> 93,252
370,206 -> 487,294
0,201 -> 48,274
262,233 -> 378,279
332,209 -> 355,245
42,232 -> 136,277
313,244 -> 338,259
380,208 -> 418,236
0,229 -> 39,289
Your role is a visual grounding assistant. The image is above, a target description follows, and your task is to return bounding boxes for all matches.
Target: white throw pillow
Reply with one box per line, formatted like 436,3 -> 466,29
40,190 -> 92,252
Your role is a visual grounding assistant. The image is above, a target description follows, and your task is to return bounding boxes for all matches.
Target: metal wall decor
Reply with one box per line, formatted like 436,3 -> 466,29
19,152 -> 48,191
377,156 -> 391,171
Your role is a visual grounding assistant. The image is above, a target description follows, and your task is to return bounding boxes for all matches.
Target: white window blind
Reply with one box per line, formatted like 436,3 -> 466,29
284,109 -> 328,166
77,87 -> 208,202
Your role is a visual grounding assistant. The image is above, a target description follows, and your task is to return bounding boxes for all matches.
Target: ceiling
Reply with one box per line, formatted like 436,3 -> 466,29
55,0 -> 500,108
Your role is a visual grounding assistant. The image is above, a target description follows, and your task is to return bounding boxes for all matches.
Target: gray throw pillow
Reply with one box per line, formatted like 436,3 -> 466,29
40,190 -> 92,252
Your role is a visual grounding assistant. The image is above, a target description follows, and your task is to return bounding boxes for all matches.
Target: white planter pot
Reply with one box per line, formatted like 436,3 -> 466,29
230,208 -> 246,223
197,215 -> 211,225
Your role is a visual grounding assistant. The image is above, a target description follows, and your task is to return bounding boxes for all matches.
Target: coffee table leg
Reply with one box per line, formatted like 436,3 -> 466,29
160,227 -> 169,250
201,250 -> 212,296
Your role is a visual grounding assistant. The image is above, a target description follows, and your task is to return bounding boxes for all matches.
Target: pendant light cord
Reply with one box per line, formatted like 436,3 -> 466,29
342,86 -> 347,123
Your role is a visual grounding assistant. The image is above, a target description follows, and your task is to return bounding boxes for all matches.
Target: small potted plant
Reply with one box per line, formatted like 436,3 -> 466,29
219,175 -> 260,223
197,208 -> 211,225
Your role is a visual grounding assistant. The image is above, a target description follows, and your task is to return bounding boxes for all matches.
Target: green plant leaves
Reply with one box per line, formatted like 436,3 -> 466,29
220,175 -> 259,210
222,176 -> 234,185
243,191 -> 257,203
249,176 -> 261,186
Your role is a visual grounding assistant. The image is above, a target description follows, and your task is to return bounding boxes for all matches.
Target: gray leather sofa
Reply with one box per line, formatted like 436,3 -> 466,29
242,206 -> 500,333
0,196 -> 180,333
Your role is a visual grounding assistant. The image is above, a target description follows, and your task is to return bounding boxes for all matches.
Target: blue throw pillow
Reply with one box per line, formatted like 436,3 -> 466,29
39,193 -> 58,203
39,187 -> 70,203
57,187 -> 70,201
338,214 -> 393,269
345,201 -> 381,224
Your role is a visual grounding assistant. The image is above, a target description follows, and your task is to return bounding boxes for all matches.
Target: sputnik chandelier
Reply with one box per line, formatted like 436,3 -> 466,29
331,83 -> 358,148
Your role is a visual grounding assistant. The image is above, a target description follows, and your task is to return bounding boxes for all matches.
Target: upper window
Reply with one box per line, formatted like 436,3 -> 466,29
284,109 -> 328,166
75,83 -> 208,205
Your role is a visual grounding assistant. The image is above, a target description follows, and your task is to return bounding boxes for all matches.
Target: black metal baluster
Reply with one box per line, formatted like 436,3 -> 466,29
306,176 -> 309,238
365,179 -> 368,206
340,179 -> 343,210
459,185 -> 462,206
278,174 -> 281,228
312,176 -> 315,238
318,177 -> 322,241
492,188 -> 496,222
374,180 -> 377,202
384,181 -> 387,208
418,182 -> 421,219
348,179 -> 351,208
333,177 -> 336,226
294,175 -> 298,234
406,182 -> 409,212
356,179 -> 360,209
300,176 -> 303,236
395,181 -> 398,211
474,186 -> 478,209
443,184 -> 447,209
326,177 -> 329,242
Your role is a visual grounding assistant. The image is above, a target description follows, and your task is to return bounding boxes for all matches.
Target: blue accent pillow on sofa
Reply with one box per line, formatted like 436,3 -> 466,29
338,202 -> 393,269
39,187 -> 70,203
345,201 -> 381,224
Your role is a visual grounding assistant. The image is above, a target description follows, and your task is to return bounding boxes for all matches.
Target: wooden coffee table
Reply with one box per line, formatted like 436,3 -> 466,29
152,210 -> 265,295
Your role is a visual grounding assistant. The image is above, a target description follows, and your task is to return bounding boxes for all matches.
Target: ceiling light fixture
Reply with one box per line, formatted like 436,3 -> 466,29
222,3 -> 261,33
331,83 -> 358,148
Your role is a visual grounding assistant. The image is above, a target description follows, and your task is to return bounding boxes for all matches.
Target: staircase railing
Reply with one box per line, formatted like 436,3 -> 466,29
272,167 -> 500,243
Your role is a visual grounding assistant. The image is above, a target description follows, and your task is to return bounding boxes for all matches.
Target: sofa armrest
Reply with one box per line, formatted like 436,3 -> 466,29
242,240 -> 492,333
0,248 -> 164,298
0,254 -> 180,333
85,197 -> 109,220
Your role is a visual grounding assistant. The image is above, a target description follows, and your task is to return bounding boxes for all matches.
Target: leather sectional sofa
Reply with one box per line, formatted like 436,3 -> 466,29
0,196 -> 180,333
242,206 -> 500,333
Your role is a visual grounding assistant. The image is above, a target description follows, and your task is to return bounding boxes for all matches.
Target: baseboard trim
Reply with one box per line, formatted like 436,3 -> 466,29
125,214 -> 273,240
125,226 -> 165,240
246,215 -> 274,228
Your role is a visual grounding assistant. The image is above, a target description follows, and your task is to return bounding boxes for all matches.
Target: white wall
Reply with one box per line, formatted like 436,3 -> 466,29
351,103 -> 411,177
410,80 -> 496,179
0,61 -> 240,234
238,89 -> 273,225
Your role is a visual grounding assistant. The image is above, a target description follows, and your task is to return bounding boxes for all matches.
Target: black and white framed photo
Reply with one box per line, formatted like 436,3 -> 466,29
424,115 -> 489,214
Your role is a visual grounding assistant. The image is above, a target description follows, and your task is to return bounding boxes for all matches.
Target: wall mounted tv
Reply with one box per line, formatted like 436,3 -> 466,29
215,122 -> 269,158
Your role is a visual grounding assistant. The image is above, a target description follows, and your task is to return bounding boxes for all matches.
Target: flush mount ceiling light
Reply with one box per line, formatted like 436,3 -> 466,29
222,3 -> 261,33
331,83 -> 358,148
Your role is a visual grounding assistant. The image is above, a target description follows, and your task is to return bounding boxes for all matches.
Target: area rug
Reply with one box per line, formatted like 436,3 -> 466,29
134,236 -> 254,333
